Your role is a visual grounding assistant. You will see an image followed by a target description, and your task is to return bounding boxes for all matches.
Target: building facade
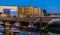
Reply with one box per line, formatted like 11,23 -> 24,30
18,7 -> 24,18
0,6 -> 44,18
18,7 -> 43,18
0,6 -> 18,17
34,7 -> 44,17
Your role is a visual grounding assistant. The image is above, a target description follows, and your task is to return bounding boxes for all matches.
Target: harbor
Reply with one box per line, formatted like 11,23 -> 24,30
0,6 -> 60,35
0,16 -> 60,35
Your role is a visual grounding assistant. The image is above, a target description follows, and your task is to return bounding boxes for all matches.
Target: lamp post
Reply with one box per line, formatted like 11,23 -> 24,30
39,16 -> 41,35
39,10 -> 43,35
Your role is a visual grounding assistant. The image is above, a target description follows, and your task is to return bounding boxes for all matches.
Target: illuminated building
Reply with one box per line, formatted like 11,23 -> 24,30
0,6 -> 18,17
18,7 -> 43,18
18,7 -> 24,18
28,7 -> 34,16
34,7 -> 43,17
0,6 -> 44,18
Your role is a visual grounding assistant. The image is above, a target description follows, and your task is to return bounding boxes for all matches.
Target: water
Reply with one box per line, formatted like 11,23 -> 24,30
1,31 -> 60,35
1,29 -> 60,35
2,32 -> 40,35
48,32 -> 60,35
0,22 -> 60,35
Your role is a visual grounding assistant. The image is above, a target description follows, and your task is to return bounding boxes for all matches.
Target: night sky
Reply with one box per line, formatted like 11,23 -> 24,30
0,0 -> 60,13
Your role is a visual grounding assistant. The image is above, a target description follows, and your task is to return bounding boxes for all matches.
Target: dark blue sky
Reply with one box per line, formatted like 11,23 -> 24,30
0,0 -> 60,13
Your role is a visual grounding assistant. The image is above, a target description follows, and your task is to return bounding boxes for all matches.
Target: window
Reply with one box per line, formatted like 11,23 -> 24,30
3,9 -> 10,14
18,8 -> 22,13
11,11 -> 18,17
24,7 -> 28,13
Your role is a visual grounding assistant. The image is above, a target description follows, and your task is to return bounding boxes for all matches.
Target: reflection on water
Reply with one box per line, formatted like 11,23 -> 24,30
0,21 -> 60,35
2,32 -> 60,35
2,31 -> 40,35
48,32 -> 60,35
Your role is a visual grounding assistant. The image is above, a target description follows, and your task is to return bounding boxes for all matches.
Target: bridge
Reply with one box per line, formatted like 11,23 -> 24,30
20,16 -> 60,23
0,16 -> 60,23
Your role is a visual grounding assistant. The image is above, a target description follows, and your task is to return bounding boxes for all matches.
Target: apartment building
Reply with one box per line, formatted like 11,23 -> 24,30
0,6 -> 18,17
34,7 -> 44,17
18,7 -> 43,18
0,6 -> 44,18
18,7 -> 24,18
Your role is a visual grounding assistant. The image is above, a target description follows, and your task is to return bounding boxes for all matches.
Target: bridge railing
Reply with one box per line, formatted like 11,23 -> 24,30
0,17 -> 17,21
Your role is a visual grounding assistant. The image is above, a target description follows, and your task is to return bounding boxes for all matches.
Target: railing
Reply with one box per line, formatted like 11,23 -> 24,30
33,18 -> 40,24
0,16 -> 60,22
0,17 -> 17,21
23,16 -> 60,18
